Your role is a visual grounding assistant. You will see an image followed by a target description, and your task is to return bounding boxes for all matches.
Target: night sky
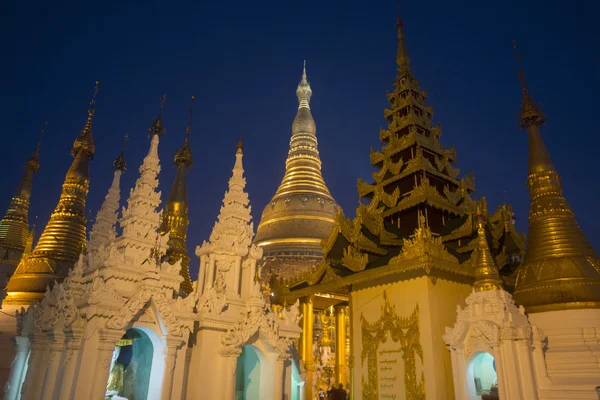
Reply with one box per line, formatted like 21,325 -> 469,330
3,1 -> 599,280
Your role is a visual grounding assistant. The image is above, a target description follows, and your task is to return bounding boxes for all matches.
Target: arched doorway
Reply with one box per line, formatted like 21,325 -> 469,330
291,358 -> 302,400
105,328 -> 161,400
235,345 -> 264,400
467,352 -> 499,400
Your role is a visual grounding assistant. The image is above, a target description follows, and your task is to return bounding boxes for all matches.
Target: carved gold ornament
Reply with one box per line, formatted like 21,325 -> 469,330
360,291 -> 425,400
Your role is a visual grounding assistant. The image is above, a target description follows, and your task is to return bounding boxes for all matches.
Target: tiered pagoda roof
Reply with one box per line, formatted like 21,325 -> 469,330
272,16 -> 525,300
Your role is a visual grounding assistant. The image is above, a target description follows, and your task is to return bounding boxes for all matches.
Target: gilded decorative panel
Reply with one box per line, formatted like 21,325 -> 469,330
360,291 -> 425,400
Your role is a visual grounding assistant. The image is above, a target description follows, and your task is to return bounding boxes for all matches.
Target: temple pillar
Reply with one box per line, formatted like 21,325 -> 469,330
222,352 -> 241,400
4,336 -> 30,400
283,358 -> 293,400
21,332 -> 49,400
274,355 -> 286,399
89,330 -> 123,399
300,295 -> 314,400
198,255 -> 207,294
56,328 -> 84,400
232,255 -> 242,296
206,254 -> 215,288
40,332 -> 65,399
334,304 -> 348,387
348,292 -> 355,398
161,337 -> 184,400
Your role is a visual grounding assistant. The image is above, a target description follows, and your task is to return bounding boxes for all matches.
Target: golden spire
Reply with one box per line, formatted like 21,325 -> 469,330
395,9 -> 412,77
72,80 -> 98,159
0,123 -> 45,270
472,198 -> 503,292
161,95 -> 195,295
149,95 -> 167,138
255,63 -> 338,273
5,81 -> 99,305
511,44 -> 600,313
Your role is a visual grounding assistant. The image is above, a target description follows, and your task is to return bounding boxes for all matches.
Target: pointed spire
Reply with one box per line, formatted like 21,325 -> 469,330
113,133 -> 128,171
72,80 -> 98,158
255,63 -> 337,269
296,60 -> 312,109
149,95 -> 167,138
472,198 -> 503,292
6,84 -> 99,304
237,133 -> 244,153
173,95 -> 194,168
512,40 -> 554,175
395,9 -> 412,77
0,125 -> 45,270
512,42 -> 600,313
208,140 -> 253,250
25,122 -> 45,173
88,143 -> 126,258
162,95 -> 195,294
118,106 -> 163,253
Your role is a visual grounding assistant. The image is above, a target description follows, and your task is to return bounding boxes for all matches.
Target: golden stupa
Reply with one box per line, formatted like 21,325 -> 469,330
5,82 -> 99,304
160,96 -> 195,295
255,62 -> 339,280
512,45 -> 600,313
0,127 -> 42,276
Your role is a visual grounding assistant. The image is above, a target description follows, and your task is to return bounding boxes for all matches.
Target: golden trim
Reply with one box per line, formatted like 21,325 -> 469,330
257,215 -> 335,229
361,291 -> 425,400
256,238 -> 323,247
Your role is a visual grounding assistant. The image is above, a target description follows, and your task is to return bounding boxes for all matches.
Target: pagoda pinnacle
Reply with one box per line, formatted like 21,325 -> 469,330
296,60 -> 312,109
162,95 -> 195,295
472,199 -> 503,292
512,44 -> 600,313
88,135 -> 127,258
149,95 -> 167,138
72,80 -> 98,159
395,13 -> 412,77
6,81 -> 99,304
0,124 -> 45,275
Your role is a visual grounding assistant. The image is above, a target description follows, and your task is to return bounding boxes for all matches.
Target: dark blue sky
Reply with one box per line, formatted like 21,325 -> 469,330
2,0 -> 599,279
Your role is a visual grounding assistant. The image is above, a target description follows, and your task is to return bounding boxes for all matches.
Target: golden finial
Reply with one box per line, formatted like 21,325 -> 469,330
237,124 -> 244,153
149,95 -> 167,138
89,80 -> 100,115
27,122 -> 46,172
37,122 -> 47,152
160,94 -> 166,113
173,95 -> 194,167
113,133 -> 128,171
395,3 -> 411,76
472,198 -> 503,292
72,81 -> 98,158
186,94 -> 195,143
513,40 -> 546,129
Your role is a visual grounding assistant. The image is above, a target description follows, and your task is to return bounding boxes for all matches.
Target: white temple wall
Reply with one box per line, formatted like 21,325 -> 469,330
0,304 -> 21,392
528,308 -> 600,399
187,328 -> 229,399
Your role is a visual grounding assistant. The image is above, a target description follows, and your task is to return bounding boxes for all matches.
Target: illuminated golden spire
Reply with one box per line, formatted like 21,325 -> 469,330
161,95 -> 194,294
0,123 -> 45,271
472,198 -> 503,292
511,43 -> 600,313
6,81 -> 99,305
255,63 -> 338,265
